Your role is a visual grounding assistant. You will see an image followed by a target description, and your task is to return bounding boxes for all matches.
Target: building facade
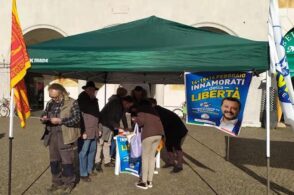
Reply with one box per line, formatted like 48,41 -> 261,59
1,0 -> 292,127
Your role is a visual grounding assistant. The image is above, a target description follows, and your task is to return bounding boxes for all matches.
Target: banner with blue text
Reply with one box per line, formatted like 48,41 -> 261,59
185,72 -> 252,136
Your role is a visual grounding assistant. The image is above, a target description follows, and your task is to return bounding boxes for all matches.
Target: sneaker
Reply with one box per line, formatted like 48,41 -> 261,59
154,170 -> 159,174
147,181 -> 153,188
136,182 -> 148,190
61,183 -> 75,195
80,176 -> 91,182
135,177 -> 143,185
46,184 -> 64,193
104,162 -> 115,167
172,166 -> 183,173
162,163 -> 174,168
95,163 -> 103,172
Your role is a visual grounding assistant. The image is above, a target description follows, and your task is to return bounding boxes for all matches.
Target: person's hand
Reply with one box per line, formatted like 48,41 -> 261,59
40,116 -> 48,122
50,118 -> 62,125
98,131 -> 102,137
118,128 -> 124,132
82,133 -> 87,139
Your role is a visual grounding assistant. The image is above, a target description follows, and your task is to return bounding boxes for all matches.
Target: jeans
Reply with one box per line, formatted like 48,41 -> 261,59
110,139 -> 116,159
110,129 -> 118,159
79,139 -> 97,177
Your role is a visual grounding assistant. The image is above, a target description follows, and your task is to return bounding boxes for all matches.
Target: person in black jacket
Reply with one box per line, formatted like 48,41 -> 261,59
78,81 -> 100,182
131,86 -> 148,106
149,98 -> 188,173
94,96 -> 133,171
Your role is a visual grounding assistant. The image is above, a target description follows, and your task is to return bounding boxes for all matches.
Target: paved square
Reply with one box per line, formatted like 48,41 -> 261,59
0,118 -> 293,194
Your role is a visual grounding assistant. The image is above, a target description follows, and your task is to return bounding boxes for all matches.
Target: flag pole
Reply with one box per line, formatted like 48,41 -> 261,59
8,88 -> 14,195
266,71 -> 271,195
9,0 -> 31,192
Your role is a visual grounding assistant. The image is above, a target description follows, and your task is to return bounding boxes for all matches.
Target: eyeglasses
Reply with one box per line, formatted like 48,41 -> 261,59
50,96 -> 60,102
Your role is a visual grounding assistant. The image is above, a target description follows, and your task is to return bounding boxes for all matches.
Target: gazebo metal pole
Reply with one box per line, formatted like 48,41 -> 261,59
266,70 -> 271,195
104,73 -> 107,106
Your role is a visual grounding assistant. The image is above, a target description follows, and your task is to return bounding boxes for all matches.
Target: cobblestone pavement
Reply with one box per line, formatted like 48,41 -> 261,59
0,117 -> 294,195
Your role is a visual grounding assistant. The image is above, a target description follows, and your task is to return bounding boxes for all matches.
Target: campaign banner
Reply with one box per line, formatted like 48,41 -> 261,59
116,136 -> 141,177
185,72 -> 252,136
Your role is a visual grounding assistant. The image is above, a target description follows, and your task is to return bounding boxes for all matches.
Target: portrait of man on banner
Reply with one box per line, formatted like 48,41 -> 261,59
217,97 -> 242,135
185,72 -> 252,136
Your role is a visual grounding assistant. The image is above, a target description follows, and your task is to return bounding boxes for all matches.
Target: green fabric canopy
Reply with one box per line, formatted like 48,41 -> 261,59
28,16 -> 269,83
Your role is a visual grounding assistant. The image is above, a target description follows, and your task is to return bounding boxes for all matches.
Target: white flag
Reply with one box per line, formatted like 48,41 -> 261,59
269,0 -> 294,128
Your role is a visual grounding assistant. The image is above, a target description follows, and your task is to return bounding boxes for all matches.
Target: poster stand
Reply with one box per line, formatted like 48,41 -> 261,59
114,136 -> 160,176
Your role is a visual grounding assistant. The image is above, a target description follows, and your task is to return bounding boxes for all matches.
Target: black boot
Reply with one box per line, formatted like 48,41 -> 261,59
95,163 -> 103,172
171,166 -> 183,173
46,184 -> 64,194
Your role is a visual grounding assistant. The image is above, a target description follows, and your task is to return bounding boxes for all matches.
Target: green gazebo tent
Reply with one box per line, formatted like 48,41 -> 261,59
28,16 -> 269,83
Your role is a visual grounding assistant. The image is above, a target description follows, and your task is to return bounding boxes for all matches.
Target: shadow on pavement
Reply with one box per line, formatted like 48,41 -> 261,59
227,137 -> 294,194
21,165 -> 50,195
233,164 -> 294,194
160,147 -> 215,172
184,160 -> 218,194
227,137 -> 294,170
186,133 -> 294,194
160,146 -> 217,194
0,133 -> 5,139
187,133 -> 224,159
183,152 -> 215,172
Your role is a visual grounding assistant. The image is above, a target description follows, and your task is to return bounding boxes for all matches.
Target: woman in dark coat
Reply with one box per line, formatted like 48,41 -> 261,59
149,98 -> 188,173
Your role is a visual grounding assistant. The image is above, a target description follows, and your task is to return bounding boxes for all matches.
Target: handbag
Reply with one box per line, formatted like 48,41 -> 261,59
130,123 -> 142,158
